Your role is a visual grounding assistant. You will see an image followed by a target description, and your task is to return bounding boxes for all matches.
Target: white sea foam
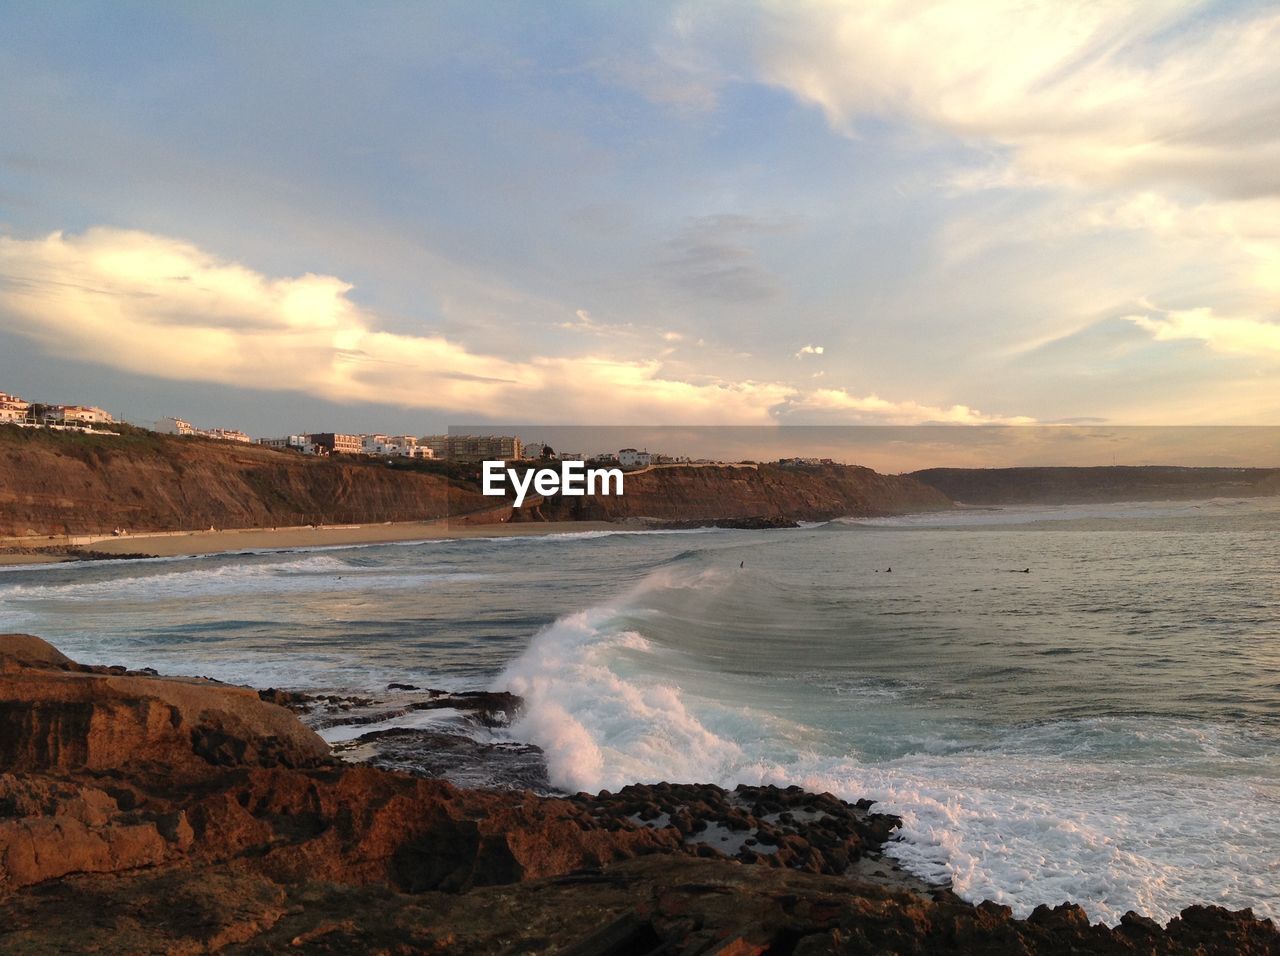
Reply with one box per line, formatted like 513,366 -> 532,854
495,576 -> 1280,925
0,554 -> 484,605
317,705 -> 470,744
499,610 -> 748,791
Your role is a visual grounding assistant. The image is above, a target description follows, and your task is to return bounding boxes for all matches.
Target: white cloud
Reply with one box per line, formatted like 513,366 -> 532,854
659,0 -> 1280,414
1128,307 -> 1280,357
558,312 -> 606,335
0,227 -> 1018,427
681,0 -> 1280,199
0,229 -> 787,424
784,387 -> 1034,425
795,344 -> 824,358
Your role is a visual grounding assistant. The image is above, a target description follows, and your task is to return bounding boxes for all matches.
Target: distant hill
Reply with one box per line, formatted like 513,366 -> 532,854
530,462 -> 953,524
908,466 -> 1280,506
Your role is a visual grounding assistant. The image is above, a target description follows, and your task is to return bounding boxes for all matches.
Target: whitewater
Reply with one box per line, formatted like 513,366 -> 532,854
2,497 -> 1276,925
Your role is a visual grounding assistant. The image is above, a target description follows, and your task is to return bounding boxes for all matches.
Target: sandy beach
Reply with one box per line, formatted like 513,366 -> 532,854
0,519 -> 623,566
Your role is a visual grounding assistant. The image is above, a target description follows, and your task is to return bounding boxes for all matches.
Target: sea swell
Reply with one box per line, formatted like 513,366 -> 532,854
494,565 -> 1280,926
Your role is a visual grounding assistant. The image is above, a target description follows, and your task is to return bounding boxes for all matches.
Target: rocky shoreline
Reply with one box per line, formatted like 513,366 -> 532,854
2,634 -> 1276,954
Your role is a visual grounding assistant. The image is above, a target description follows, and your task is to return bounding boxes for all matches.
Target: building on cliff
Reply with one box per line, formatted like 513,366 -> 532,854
1,394 -> 116,428
201,427 -> 253,443
522,441 -> 549,459
156,416 -> 196,436
617,448 -> 652,469
0,391 -> 30,423
421,434 -> 522,462
309,433 -> 363,455
778,457 -> 835,468
258,435 -> 311,452
362,434 -> 435,458
157,417 -> 252,443
51,404 -> 114,424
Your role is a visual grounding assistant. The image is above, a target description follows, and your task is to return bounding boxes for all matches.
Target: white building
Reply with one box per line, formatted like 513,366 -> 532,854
56,405 -> 113,424
0,392 -> 30,423
617,448 -> 652,469
258,435 -> 310,451
156,416 -> 195,436
361,434 -> 434,458
200,427 -> 253,443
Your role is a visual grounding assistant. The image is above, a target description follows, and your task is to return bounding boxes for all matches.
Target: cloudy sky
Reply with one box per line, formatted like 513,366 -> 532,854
1,1 -> 1278,438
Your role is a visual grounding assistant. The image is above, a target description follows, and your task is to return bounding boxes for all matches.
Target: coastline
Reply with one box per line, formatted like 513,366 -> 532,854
2,633 -> 1275,953
0,518 -> 624,566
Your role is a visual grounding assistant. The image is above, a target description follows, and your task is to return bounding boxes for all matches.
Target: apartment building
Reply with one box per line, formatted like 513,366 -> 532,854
309,433 -> 363,455
420,434 -> 521,462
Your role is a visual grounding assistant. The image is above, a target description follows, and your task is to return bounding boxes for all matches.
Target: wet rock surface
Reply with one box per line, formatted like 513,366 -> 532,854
332,728 -> 554,793
262,682 -> 546,793
565,782 -> 937,894
260,685 -> 523,731
2,633 -> 1277,954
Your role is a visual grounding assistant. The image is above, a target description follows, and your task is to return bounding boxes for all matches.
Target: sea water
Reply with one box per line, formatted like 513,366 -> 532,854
2,498 -> 1277,925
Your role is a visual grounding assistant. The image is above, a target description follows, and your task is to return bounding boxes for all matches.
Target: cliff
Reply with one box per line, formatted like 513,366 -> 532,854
531,463 -> 953,523
908,466 -> 1280,506
0,428 -> 952,541
3,634 -> 1274,954
0,425 -> 491,536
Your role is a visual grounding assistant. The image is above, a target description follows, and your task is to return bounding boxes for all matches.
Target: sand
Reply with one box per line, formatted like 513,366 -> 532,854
0,520 -> 624,566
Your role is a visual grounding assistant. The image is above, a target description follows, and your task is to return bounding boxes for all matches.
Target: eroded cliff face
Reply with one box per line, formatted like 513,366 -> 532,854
3,634 -> 1275,954
0,429 -> 954,538
535,463 -> 953,523
0,428 -> 488,535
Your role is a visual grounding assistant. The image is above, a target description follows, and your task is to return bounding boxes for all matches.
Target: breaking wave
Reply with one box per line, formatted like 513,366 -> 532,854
496,565 -> 1280,925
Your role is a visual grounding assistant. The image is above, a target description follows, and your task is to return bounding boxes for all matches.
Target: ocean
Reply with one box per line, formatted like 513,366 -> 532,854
2,496 -> 1277,925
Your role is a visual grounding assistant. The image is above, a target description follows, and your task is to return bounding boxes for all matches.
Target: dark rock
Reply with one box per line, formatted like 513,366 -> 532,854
331,727 -> 553,794
2,636 -> 1276,955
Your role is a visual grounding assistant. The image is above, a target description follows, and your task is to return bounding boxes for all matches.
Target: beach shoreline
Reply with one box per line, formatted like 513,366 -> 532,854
0,518 -> 625,566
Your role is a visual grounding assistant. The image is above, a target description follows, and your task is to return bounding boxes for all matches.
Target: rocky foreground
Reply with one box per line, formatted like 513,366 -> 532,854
1,635 -> 1276,954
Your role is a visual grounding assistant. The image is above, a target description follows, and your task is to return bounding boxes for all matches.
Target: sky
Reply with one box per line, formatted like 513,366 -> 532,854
1,1 -> 1279,450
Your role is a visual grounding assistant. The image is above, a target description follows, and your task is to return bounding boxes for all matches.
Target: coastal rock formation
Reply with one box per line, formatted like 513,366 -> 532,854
2,634 -> 1276,953
0,427 -> 491,536
0,427 -> 955,544
0,633 -> 329,777
534,462 -> 952,524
